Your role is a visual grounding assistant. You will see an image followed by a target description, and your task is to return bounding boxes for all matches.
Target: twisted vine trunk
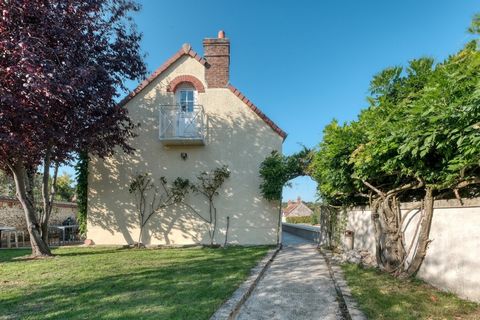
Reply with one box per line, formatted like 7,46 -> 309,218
370,187 -> 434,278
371,196 -> 405,273
406,188 -> 434,276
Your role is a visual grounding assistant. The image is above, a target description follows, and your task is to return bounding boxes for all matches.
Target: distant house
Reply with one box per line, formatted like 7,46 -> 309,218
282,197 -> 313,221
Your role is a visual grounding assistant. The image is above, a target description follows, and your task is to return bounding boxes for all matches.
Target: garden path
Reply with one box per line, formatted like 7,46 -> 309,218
236,232 -> 343,320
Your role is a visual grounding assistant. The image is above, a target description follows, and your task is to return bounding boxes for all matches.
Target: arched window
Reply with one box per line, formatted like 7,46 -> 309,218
174,83 -> 198,137
175,83 -> 197,113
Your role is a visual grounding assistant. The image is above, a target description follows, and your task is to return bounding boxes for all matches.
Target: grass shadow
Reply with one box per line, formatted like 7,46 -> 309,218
0,246 -> 269,319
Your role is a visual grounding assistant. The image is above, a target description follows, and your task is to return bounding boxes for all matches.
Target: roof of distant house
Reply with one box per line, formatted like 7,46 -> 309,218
283,197 -> 313,217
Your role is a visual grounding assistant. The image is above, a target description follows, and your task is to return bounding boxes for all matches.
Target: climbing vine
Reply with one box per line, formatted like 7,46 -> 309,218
259,148 -> 312,201
190,165 -> 231,246
259,148 -> 312,243
129,174 -> 190,247
75,151 -> 89,237
127,166 -> 230,247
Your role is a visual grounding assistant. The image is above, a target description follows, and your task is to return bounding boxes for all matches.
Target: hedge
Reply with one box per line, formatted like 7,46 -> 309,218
285,215 -> 312,224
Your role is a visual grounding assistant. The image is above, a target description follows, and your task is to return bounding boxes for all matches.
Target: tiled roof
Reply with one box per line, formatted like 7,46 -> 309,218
118,44 -> 287,140
282,200 -> 313,217
283,202 -> 299,215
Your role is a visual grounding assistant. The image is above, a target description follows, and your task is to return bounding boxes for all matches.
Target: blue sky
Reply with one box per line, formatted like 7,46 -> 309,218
65,0 -> 478,201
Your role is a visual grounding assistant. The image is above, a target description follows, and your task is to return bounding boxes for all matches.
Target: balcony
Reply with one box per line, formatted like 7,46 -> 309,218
159,105 -> 205,145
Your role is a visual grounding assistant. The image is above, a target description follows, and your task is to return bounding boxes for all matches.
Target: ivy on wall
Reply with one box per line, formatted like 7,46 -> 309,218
75,151 -> 89,237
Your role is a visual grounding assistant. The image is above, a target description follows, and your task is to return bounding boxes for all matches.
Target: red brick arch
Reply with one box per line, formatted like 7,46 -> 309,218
167,75 -> 205,93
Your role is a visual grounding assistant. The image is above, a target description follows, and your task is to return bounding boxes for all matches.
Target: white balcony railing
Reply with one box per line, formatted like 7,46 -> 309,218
159,105 -> 205,145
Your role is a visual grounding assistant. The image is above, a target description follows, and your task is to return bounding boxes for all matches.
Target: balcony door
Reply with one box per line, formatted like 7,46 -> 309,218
175,85 -> 197,137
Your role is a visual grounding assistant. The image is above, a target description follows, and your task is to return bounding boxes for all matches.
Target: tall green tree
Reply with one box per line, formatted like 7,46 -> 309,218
309,120 -> 367,206
311,40 -> 480,277
55,173 -> 75,202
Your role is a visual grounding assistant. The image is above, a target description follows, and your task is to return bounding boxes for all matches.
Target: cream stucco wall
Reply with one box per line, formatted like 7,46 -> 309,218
343,199 -> 480,302
87,55 -> 283,246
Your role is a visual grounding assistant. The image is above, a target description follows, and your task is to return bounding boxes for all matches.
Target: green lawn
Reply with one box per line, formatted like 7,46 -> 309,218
342,263 -> 480,320
0,246 -> 270,320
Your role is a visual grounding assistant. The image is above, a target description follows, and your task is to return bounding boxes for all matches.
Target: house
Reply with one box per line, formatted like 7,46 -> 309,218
282,197 -> 313,222
87,31 -> 287,246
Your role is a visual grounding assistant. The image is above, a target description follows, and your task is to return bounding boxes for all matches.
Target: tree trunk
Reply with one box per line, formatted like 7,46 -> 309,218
211,205 -> 217,246
405,187 -> 434,276
10,163 -> 52,257
138,226 -> 144,248
40,153 -> 59,244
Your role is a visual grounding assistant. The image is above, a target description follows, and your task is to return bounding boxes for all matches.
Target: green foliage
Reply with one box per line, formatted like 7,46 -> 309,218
311,37 -> 480,207
129,173 -> 191,246
311,211 -> 319,225
259,148 -> 312,201
309,121 -> 367,206
191,165 -> 230,200
55,172 -> 75,202
285,215 -> 312,224
171,177 -> 192,203
352,44 -> 480,191
129,173 -> 152,194
75,152 -> 89,237
0,169 -> 74,201
0,170 -> 15,197
468,13 -> 480,36
321,206 -> 347,249
259,151 -> 286,201
190,165 -> 230,245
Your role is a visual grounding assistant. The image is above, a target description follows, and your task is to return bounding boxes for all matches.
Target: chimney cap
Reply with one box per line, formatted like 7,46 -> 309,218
218,30 -> 226,39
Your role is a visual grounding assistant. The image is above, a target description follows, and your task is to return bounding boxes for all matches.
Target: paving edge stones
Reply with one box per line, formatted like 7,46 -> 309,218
210,245 -> 282,320
320,250 -> 368,320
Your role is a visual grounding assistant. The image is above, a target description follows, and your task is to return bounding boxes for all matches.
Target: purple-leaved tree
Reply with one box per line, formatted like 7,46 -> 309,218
0,0 -> 146,257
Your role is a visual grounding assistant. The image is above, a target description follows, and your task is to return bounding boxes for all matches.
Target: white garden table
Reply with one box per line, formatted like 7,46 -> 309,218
0,226 -> 24,248
49,225 -> 79,245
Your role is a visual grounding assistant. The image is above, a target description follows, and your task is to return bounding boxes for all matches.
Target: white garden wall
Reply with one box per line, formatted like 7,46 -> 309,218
344,198 -> 480,302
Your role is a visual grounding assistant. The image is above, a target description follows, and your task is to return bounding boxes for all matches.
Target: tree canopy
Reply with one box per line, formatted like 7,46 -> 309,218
311,42 -> 480,206
309,36 -> 480,277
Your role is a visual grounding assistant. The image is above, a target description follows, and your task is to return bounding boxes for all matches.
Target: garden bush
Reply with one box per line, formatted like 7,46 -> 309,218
285,215 -> 312,224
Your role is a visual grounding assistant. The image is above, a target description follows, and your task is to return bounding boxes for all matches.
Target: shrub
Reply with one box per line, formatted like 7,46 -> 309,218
311,212 -> 319,225
286,215 -> 312,224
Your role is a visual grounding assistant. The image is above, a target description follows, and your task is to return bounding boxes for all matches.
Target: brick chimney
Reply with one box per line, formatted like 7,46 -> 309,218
203,30 -> 230,88
297,196 -> 302,204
